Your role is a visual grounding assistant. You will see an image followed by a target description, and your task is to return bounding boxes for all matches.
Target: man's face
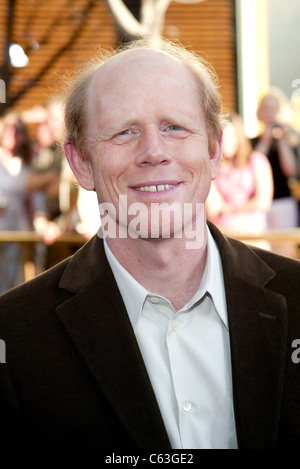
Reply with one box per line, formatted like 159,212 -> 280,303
85,49 -> 221,238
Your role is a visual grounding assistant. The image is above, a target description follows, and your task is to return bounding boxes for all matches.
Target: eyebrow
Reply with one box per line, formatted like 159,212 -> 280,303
95,119 -> 137,141
99,112 -> 202,137
164,113 -> 201,130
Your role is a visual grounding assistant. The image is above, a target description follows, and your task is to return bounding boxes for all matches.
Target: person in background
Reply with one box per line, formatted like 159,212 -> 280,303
31,100 -> 64,244
206,113 -> 273,249
251,87 -> 299,230
49,96 -> 100,242
0,111 -> 59,292
30,99 -> 82,269
34,98 -> 99,250
32,114 -> 62,220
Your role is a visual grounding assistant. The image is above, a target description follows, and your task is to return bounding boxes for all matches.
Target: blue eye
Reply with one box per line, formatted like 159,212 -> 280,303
168,125 -> 181,131
112,128 -> 136,143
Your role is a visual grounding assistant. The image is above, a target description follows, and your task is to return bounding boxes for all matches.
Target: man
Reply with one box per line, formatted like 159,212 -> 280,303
0,39 -> 299,449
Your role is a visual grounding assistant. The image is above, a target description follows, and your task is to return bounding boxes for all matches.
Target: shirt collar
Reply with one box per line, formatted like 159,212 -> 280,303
103,225 -> 228,330
103,237 -> 148,328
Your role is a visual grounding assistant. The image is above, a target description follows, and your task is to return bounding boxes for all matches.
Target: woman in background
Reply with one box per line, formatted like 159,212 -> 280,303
251,87 -> 299,230
206,113 -> 273,247
0,111 -> 59,293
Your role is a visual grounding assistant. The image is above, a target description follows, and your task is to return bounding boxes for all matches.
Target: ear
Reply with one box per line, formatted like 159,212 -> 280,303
64,141 -> 95,191
209,131 -> 223,180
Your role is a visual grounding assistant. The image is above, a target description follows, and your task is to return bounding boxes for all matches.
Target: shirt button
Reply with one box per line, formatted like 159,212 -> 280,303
182,401 -> 192,412
149,296 -> 160,304
171,320 -> 179,331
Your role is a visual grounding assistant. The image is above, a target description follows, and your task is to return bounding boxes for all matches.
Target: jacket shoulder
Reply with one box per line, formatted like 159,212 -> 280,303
252,246 -> 300,296
209,221 -> 300,294
251,245 -> 300,278
0,256 -> 73,324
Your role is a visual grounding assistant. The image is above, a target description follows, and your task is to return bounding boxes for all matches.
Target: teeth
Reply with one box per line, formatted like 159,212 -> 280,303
136,184 -> 174,192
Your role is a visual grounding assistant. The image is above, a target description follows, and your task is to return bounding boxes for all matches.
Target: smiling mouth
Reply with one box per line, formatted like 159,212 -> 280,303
135,184 -> 175,192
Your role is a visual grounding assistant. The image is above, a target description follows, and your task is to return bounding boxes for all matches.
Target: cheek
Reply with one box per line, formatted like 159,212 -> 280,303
184,155 -> 212,199
189,143 -> 211,176
91,151 -> 129,199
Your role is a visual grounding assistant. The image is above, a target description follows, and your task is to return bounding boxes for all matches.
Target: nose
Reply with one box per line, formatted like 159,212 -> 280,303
135,127 -> 170,167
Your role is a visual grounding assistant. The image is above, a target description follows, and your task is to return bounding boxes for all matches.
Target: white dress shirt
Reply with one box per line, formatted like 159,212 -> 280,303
103,227 -> 238,449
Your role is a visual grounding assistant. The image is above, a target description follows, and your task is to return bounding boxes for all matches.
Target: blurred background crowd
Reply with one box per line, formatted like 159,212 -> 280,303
207,87 -> 300,252
0,97 -> 99,293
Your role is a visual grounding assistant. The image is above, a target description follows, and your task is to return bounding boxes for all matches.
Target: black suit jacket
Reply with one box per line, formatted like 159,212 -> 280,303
0,223 -> 299,449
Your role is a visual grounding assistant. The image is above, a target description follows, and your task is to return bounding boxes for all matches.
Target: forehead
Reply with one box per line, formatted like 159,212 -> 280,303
87,49 -> 200,109
260,96 -> 279,110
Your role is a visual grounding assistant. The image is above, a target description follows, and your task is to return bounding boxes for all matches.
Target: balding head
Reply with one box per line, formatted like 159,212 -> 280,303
63,38 -> 225,158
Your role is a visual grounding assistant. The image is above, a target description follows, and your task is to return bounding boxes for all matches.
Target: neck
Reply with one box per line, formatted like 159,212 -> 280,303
105,228 -> 208,311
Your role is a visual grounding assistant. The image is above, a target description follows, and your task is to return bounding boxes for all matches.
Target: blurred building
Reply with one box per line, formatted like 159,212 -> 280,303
0,0 -> 237,116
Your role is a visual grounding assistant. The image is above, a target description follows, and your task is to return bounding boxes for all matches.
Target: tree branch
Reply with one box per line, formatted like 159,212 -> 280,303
174,0 -> 206,4
140,0 -> 171,38
103,0 -> 149,36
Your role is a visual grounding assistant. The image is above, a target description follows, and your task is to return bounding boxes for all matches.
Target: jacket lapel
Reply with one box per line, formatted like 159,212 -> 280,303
209,223 -> 288,448
55,226 -> 288,449
56,235 -> 171,449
